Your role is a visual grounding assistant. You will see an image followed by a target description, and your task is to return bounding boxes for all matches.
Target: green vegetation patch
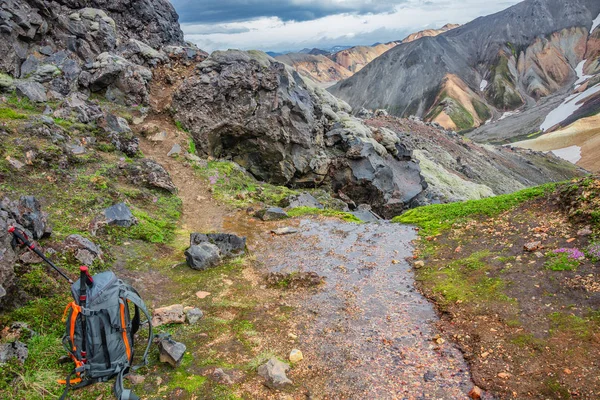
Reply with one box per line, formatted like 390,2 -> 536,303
393,183 -> 557,236
287,206 -> 362,223
195,160 -> 299,207
417,250 -> 512,306
0,107 -> 27,120
471,98 -> 491,121
447,99 -> 475,131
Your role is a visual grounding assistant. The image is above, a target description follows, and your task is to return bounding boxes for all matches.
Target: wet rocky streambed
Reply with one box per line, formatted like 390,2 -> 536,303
252,218 -> 478,399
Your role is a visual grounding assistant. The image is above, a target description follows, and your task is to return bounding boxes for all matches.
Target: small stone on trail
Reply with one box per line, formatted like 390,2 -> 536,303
152,304 -> 185,327
524,241 -> 542,252
158,336 -> 186,367
265,271 -> 324,289
148,130 -> 167,142
288,332 -> 298,340
577,227 -> 593,237
196,291 -> 211,299
6,156 -> 25,170
212,368 -> 234,385
497,372 -> 511,379
167,143 -> 181,157
534,251 -> 544,258
469,386 -> 483,399
258,357 -> 293,389
414,260 -> 425,269
423,370 -> 436,382
184,307 -> 204,324
271,227 -> 298,235
127,374 -> 145,385
289,349 -> 303,363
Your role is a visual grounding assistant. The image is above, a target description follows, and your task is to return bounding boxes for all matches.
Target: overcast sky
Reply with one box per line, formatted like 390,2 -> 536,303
170,0 -> 521,53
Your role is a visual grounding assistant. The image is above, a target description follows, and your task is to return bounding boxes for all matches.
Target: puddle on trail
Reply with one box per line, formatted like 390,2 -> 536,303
255,219 -> 476,399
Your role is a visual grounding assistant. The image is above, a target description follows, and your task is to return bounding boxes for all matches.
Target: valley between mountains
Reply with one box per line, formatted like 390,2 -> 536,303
0,0 -> 599,399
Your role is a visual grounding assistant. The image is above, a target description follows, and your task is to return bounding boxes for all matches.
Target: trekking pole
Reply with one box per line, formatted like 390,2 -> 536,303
8,226 -> 74,284
78,266 -> 93,366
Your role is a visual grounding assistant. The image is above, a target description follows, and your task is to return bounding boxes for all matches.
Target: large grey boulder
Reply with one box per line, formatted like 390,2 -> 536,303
15,81 -> 47,103
123,159 -> 177,194
173,50 -> 426,218
258,358 -> 293,389
0,196 -> 51,240
190,233 -> 246,257
185,243 -> 221,271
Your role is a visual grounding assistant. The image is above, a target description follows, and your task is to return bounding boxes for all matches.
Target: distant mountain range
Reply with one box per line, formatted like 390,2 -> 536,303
272,24 -> 459,85
328,0 -> 600,171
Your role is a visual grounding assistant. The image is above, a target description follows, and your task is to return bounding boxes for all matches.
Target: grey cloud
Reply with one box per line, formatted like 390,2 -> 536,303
171,0 -> 406,24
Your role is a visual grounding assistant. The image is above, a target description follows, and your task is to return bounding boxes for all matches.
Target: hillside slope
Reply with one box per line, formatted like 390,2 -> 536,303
329,0 -> 600,133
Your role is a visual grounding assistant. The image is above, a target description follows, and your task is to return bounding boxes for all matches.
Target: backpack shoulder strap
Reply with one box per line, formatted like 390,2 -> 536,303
120,288 -> 153,370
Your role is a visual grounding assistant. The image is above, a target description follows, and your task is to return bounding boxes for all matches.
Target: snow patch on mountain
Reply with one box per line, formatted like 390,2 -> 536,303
591,12 -> 600,34
540,83 -> 600,131
552,145 -> 582,164
574,60 -> 593,87
479,79 -> 488,91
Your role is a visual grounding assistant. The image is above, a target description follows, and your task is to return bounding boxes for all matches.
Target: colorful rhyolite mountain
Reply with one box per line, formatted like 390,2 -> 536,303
275,24 -> 459,85
329,0 -> 600,170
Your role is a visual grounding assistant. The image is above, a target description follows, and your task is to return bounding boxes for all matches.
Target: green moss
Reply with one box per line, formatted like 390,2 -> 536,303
549,312 -> 598,340
125,195 -> 182,244
471,98 -> 491,121
175,120 -> 189,133
6,92 -> 38,112
287,207 -> 362,223
195,161 -> 299,207
510,333 -> 546,350
0,107 -> 27,120
188,139 -> 196,155
393,183 -> 557,236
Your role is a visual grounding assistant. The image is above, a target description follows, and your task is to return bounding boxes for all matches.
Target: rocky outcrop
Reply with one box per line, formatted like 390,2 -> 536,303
366,116 -> 586,204
0,0 -> 191,106
173,50 -> 427,218
0,196 -> 50,302
329,0 -> 600,133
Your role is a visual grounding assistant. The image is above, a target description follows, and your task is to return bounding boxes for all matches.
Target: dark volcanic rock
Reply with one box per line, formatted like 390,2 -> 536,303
185,243 -> 221,271
254,207 -> 289,221
173,50 -> 426,218
282,192 -> 323,209
123,159 -> 177,194
190,233 -> 246,258
103,203 -> 136,227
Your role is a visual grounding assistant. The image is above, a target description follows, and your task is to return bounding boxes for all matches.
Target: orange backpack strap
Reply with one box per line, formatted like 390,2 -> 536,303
62,302 -> 81,352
